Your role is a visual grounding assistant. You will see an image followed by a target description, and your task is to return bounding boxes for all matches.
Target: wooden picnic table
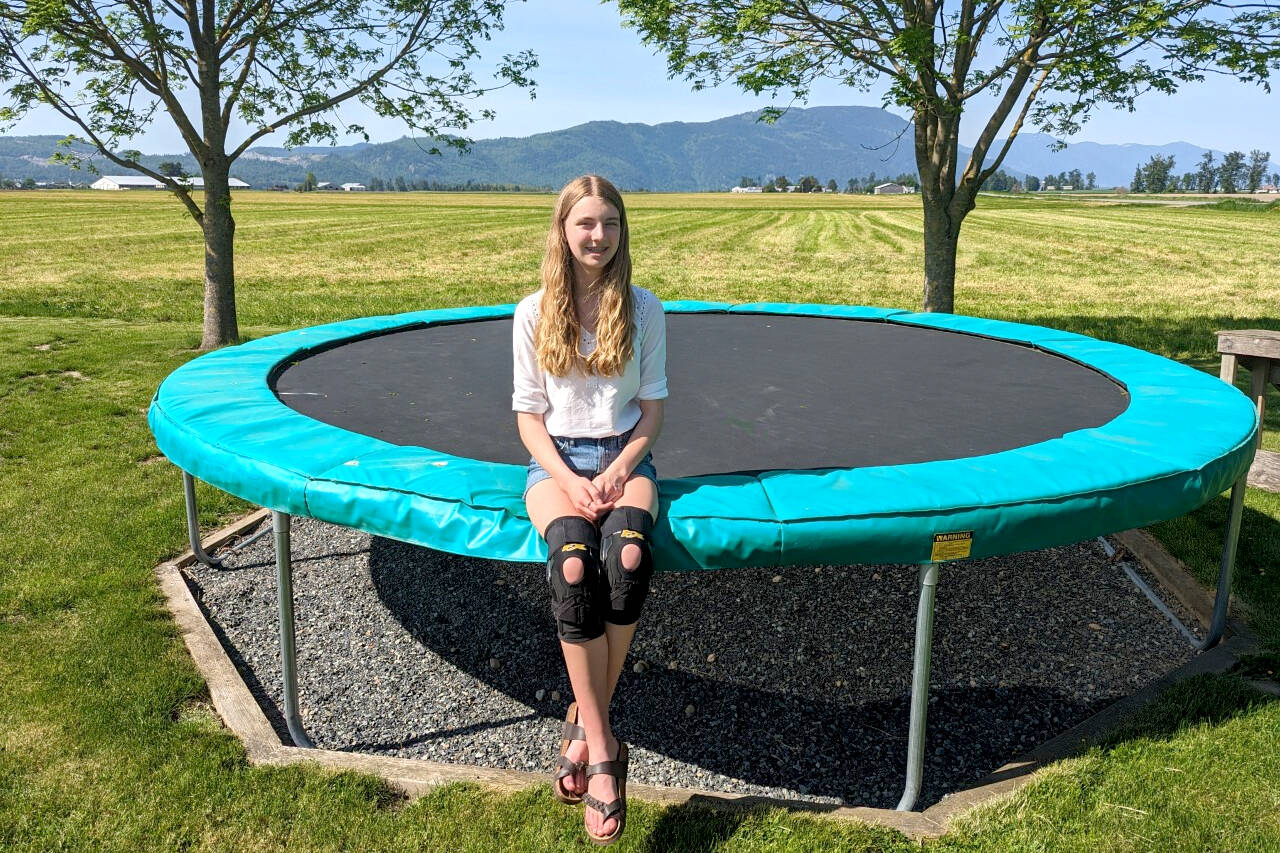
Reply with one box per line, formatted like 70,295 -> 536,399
1219,329 -> 1280,492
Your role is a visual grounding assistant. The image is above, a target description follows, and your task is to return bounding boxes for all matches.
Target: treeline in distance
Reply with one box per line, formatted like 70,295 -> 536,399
1130,150 -> 1276,194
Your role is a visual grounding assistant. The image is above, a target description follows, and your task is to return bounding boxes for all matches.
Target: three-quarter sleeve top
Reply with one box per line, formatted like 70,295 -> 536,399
512,286 -> 668,438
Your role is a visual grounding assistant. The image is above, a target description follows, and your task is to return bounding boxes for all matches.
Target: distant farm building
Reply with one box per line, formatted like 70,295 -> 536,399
1260,185 -> 1280,194
90,176 -> 162,190
730,186 -> 763,193
90,175 -> 250,190
873,182 -> 912,195
341,183 -> 367,192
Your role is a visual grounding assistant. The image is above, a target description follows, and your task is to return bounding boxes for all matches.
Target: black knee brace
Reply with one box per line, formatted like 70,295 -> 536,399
599,507 -> 655,625
545,516 -> 605,643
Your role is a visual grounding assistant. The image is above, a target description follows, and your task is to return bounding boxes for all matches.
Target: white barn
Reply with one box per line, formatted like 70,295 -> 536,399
873,182 -> 913,195
91,175 -> 163,190
90,175 -> 250,190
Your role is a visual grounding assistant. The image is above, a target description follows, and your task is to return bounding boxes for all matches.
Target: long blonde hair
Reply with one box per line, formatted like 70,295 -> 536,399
537,175 -> 634,377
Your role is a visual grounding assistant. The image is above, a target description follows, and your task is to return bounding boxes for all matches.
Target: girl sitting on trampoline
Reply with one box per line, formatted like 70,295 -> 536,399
513,174 -> 667,845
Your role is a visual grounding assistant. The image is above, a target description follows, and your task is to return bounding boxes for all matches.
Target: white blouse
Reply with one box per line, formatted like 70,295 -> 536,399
512,286 -> 668,437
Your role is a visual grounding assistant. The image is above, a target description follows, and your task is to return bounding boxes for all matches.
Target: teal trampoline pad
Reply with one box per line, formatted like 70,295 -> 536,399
148,303 -> 1258,569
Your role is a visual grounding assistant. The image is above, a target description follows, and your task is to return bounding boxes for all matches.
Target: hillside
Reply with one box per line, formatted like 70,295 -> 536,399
2,106 -> 1273,190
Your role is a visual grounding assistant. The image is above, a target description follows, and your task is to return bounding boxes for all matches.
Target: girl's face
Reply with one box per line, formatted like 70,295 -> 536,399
563,195 -> 621,284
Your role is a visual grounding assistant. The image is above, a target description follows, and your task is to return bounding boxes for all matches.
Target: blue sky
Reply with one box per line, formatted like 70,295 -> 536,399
10,1 -> 1279,155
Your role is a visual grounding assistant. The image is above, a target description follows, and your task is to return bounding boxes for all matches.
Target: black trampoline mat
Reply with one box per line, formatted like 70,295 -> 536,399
272,314 -> 1129,479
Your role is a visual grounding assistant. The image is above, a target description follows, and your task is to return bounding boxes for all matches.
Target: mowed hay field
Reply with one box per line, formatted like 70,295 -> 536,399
2,189 -> 1279,852
4,190 -> 1278,353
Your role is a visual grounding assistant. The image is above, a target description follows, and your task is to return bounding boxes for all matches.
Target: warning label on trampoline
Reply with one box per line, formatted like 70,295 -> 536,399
931,531 -> 973,562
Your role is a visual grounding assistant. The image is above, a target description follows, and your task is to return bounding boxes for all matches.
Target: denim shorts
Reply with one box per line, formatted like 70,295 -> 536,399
525,430 -> 658,499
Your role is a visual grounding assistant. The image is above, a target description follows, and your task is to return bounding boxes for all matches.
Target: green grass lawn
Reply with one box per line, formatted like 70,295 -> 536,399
2,190 -> 1277,851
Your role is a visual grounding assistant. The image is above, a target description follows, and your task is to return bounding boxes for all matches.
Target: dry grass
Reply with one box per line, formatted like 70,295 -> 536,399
4,190 -> 1276,342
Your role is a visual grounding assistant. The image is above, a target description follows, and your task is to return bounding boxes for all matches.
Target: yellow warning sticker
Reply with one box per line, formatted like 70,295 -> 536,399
930,531 -> 973,562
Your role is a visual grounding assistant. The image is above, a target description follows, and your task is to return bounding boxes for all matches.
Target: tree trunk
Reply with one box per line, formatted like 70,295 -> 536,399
200,164 -> 239,350
920,186 -> 959,314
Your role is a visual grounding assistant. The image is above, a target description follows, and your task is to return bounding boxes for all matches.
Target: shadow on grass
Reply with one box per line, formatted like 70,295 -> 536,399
1100,672 -> 1277,748
637,801 -> 752,852
1150,497 -> 1280,650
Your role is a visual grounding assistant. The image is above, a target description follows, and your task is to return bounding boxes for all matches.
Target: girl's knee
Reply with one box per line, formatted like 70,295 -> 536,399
561,555 -> 584,584
620,543 -> 641,572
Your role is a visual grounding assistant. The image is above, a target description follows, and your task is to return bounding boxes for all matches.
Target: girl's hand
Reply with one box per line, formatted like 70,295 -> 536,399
561,474 -> 613,520
592,466 -> 629,505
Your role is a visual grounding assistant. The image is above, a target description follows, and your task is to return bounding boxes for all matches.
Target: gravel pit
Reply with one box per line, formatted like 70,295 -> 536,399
184,517 -> 1198,809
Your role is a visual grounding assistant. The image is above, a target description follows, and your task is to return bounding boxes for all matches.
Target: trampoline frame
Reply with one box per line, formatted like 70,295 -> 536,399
179,472 -> 1244,810
158,303 -> 1256,812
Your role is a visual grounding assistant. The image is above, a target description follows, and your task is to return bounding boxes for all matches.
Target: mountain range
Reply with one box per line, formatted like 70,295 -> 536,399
2,106 -> 1273,190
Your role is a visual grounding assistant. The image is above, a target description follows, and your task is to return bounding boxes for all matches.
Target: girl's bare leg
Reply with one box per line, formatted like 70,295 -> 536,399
527,475 -> 658,837
526,478 -> 602,803
585,475 -> 657,838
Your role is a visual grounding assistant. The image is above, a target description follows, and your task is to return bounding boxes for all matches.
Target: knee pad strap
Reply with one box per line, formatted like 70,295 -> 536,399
545,516 -> 604,643
600,507 -> 655,625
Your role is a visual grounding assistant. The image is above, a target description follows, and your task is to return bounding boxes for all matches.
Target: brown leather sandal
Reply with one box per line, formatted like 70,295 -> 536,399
552,701 -> 587,804
582,741 -> 628,846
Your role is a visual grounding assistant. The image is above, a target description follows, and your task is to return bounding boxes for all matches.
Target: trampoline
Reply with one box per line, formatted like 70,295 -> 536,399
149,302 -> 1258,811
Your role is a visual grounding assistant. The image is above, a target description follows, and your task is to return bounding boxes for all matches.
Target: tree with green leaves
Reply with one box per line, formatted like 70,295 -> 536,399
1086,172 -> 1097,190
827,178 -> 838,192
1196,152 -> 1219,193
1,1 -> 535,348
1246,149 -> 1272,191
1026,174 -> 1040,191
1219,150 -> 1247,193
1141,154 -> 1175,193
618,0 -> 1280,312
303,172 -> 318,193
1130,165 -> 1146,193
774,175 -> 791,190
984,169 -> 1011,190
158,161 -> 187,178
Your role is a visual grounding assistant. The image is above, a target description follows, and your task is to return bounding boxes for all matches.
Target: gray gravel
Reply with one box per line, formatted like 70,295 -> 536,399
184,517 -> 1197,809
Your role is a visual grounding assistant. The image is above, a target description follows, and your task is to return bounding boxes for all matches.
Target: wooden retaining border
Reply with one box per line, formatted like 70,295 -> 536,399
155,513 -> 1258,842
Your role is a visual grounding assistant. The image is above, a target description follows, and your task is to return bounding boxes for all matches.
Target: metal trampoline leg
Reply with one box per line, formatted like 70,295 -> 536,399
1201,474 -> 1246,651
274,511 -> 314,748
896,562 -> 940,812
182,472 -> 224,566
